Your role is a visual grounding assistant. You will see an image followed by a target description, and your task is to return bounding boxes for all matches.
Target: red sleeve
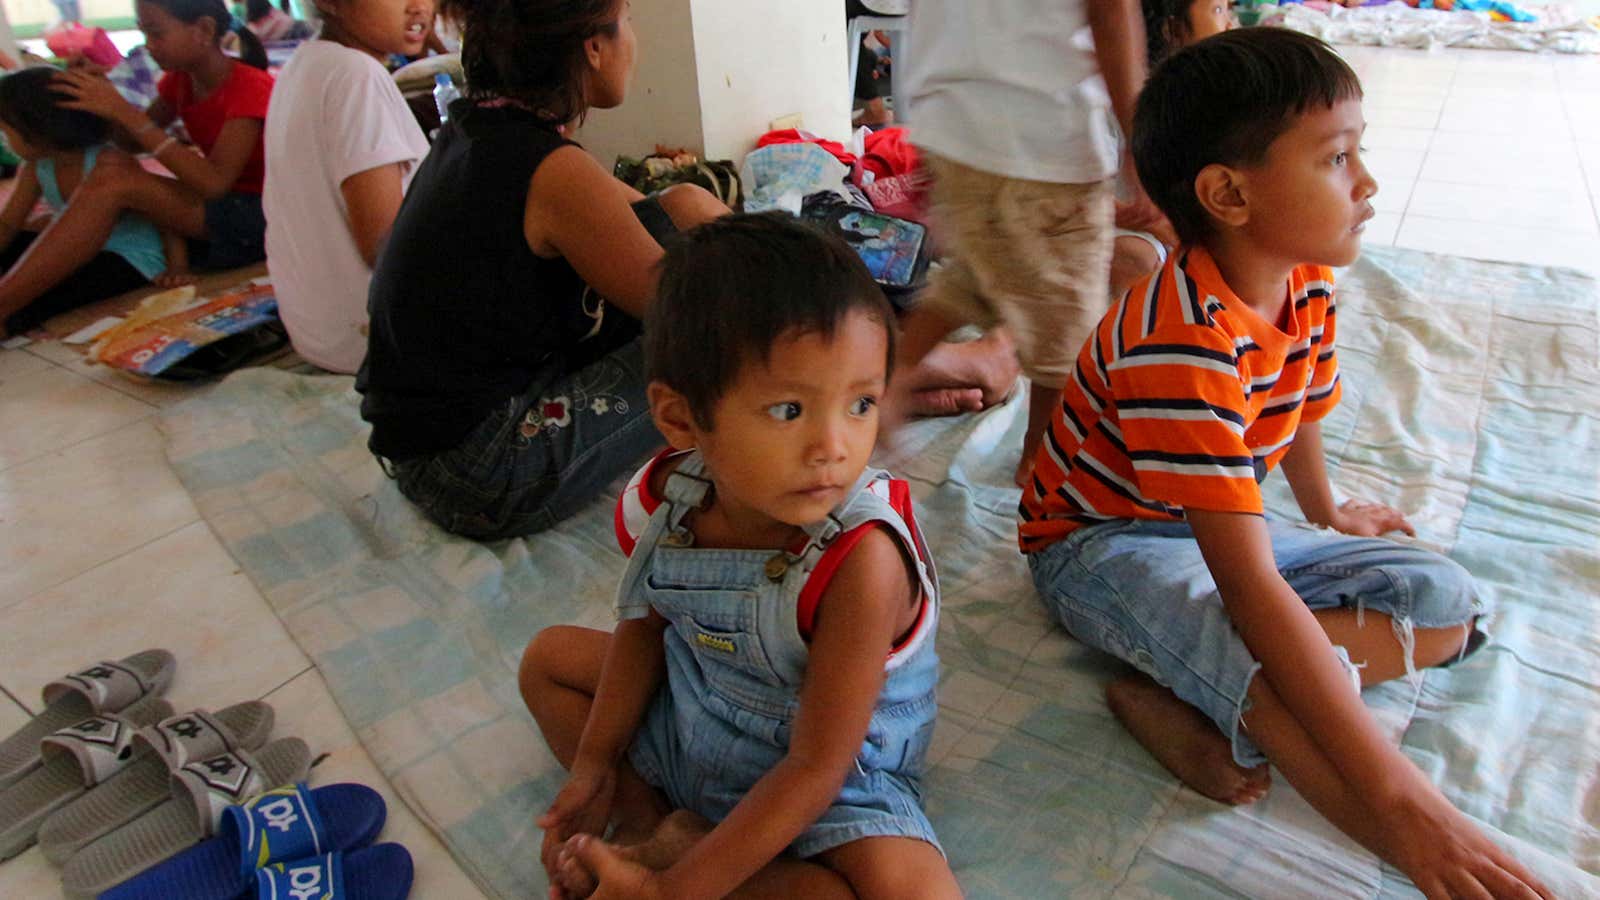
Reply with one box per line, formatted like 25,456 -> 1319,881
222,64 -> 273,122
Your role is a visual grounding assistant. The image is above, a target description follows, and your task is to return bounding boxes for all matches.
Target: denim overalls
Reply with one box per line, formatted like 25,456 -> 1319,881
619,453 -> 944,857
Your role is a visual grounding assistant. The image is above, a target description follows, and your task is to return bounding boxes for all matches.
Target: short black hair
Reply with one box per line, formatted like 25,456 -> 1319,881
647,212 -> 896,430
0,67 -> 110,152
1132,27 -> 1363,245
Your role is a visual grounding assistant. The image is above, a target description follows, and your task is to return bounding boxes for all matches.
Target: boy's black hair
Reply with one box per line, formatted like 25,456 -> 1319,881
1132,27 -> 1363,246
646,212 -> 896,430
0,67 -> 111,152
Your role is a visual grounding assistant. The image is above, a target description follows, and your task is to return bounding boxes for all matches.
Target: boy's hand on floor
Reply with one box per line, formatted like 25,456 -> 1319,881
538,762 -> 618,879
1381,785 -> 1553,900
1328,498 -> 1416,538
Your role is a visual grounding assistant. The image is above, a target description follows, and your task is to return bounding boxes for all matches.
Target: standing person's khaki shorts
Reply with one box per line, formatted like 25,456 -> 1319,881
920,152 -> 1115,392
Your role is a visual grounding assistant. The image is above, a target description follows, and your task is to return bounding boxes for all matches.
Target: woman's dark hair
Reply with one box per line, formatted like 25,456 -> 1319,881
140,0 -> 269,69
1132,27 -> 1362,245
0,67 -> 111,151
1142,0 -> 1196,66
437,0 -> 619,123
647,212 -> 896,430
245,0 -> 275,21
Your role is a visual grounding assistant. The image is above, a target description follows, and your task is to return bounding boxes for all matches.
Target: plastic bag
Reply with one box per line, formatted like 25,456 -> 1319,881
44,23 -> 123,68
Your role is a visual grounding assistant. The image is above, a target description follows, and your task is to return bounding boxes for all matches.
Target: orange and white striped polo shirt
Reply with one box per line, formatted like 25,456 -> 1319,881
1018,246 -> 1342,552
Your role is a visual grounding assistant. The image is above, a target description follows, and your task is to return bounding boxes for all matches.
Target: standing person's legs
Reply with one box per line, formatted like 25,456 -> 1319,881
891,154 -> 1113,486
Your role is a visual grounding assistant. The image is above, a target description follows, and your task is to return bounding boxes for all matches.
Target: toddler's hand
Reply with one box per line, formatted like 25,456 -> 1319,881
537,761 -> 617,880
1328,498 -> 1415,538
563,834 -> 666,900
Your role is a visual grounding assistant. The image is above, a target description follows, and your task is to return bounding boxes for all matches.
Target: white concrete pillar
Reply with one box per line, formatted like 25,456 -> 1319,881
574,0 -> 850,168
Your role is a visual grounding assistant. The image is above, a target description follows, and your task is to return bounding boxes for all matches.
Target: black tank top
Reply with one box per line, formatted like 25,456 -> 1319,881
357,103 -> 637,459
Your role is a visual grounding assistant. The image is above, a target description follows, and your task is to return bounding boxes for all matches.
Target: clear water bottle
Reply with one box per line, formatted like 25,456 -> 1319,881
433,73 -> 461,128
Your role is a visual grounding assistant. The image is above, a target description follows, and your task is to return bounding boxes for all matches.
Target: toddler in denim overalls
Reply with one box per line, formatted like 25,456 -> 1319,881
522,213 -> 963,899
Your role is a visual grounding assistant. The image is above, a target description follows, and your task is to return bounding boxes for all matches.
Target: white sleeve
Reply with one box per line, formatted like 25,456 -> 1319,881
323,56 -> 429,188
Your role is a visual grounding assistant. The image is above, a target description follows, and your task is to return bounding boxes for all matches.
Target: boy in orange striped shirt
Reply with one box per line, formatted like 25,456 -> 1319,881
1023,29 -> 1551,899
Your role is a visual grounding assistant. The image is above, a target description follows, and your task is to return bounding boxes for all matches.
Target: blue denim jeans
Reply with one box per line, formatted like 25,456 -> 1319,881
1028,517 -> 1489,766
393,337 -> 662,540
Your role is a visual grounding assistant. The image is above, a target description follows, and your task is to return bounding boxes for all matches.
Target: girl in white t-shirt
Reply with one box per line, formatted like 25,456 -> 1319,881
262,0 -> 433,373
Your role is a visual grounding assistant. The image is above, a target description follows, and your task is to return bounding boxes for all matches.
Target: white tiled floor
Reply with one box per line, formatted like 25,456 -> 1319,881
1,41 -> 1598,899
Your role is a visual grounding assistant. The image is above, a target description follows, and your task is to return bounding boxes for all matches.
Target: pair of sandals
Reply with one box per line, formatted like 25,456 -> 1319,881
0,651 -> 413,898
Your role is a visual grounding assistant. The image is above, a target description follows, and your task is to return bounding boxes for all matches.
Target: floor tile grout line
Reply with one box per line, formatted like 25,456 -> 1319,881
1560,91 -> 1600,236
0,682 -> 34,718
0,406 -> 159,476
260,665 -> 316,702
1,514 -> 203,613
12,346 -> 161,411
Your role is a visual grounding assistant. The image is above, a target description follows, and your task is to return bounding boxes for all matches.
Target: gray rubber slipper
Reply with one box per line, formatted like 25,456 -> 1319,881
38,701 -> 275,865
0,695 -> 173,861
0,650 -> 176,790
60,736 -> 311,900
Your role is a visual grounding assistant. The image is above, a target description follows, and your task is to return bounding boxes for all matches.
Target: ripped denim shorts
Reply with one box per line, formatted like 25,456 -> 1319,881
1028,517 -> 1489,767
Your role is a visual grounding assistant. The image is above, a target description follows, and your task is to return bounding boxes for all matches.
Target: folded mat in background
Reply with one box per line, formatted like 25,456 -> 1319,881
159,245 -> 1600,898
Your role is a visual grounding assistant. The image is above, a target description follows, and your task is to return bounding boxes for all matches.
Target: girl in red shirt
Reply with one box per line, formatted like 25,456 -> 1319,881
0,0 -> 272,322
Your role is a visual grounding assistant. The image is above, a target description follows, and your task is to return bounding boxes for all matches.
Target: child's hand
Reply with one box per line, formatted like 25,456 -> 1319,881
537,761 -> 617,879
1379,787 -> 1553,900
558,834 -> 666,900
1328,498 -> 1416,537
51,70 -> 136,126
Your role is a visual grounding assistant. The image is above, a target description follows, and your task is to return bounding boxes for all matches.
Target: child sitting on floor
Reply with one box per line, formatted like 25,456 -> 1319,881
520,213 -> 959,900
0,67 -> 168,337
1021,28 -> 1551,898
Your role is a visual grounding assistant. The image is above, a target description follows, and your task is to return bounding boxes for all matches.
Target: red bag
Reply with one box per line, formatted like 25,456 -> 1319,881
755,128 -> 857,167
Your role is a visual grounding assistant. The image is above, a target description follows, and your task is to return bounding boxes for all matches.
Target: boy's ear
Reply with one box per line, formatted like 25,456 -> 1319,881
1194,163 -> 1250,231
647,381 -> 699,451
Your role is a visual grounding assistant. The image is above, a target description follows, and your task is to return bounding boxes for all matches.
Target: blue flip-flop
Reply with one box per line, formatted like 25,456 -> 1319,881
98,782 -> 387,900
252,842 -> 414,900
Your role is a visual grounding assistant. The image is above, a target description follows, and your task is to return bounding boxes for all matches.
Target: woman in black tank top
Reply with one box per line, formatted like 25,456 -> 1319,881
357,0 -> 729,540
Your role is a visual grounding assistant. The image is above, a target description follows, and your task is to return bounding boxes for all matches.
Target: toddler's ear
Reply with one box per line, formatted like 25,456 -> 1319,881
647,381 -> 699,450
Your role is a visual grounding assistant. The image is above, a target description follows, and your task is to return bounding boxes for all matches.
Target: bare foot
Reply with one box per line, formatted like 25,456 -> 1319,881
905,328 -> 1020,416
1106,674 -> 1271,805
153,271 -> 197,289
553,810 -> 712,898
